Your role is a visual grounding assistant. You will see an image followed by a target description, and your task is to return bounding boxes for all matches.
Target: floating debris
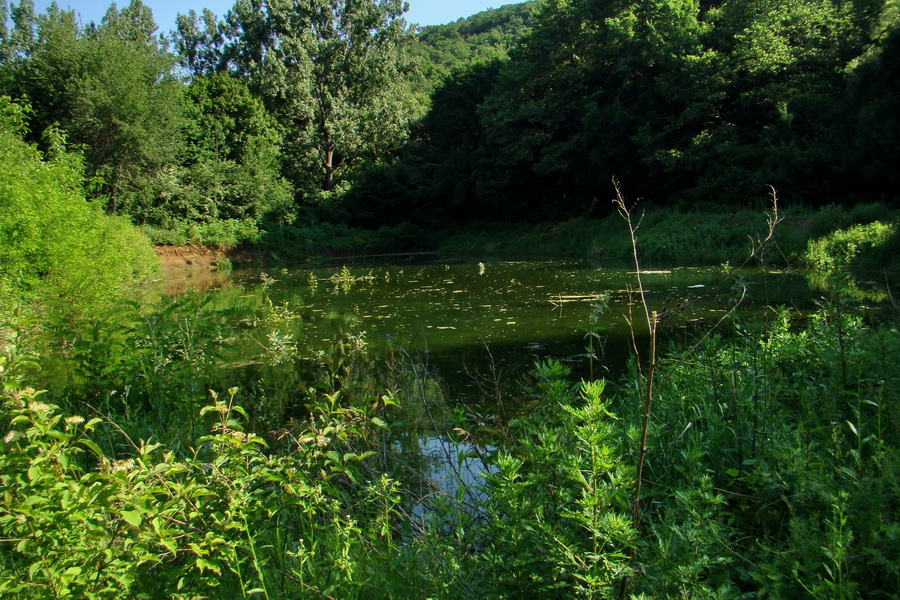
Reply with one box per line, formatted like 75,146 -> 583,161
550,294 -> 605,306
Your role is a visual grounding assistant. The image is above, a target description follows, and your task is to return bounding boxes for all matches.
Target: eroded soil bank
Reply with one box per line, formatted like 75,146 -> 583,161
155,245 -> 266,270
154,245 -> 266,294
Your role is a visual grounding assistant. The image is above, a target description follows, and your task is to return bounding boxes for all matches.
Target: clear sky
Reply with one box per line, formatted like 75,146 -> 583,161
31,0 -> 514,35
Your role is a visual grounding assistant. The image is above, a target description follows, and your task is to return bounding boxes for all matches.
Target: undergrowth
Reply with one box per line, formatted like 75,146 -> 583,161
435,203 -> 897,267
3,197 -> 900,598
3,295 -> 899,598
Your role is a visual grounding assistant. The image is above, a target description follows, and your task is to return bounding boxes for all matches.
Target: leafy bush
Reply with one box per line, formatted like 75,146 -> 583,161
259,221 -> 426,261
0,382 -> 403,599
141,218 -> 262,247
480,364 -> 635,598
0,98 -> 157,310
803,221 -> 896,272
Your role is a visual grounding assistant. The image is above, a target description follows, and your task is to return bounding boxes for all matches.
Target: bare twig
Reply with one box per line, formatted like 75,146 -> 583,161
611,178 -> 657,528
744,186 -> 784,266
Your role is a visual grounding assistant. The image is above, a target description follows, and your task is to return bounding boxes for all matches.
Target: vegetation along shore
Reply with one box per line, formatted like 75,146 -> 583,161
2,0 -> 899,598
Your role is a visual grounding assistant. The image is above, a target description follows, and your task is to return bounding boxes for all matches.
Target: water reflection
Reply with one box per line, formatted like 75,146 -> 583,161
407,436 -> 497,521
220,260 -> 816,391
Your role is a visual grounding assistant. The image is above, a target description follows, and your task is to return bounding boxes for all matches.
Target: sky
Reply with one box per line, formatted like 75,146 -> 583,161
31,0 -> 513,35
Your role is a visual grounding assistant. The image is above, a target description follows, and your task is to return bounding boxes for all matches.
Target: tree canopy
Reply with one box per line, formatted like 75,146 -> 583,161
400,0 -> 900,220
1,0 -> 898,242
176,0 -> 416,193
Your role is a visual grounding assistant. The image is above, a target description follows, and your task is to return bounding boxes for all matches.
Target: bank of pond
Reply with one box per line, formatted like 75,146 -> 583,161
1,257 -> 899,599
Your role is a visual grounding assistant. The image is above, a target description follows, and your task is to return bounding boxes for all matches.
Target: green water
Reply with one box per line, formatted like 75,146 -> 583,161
214,259 -> 816,401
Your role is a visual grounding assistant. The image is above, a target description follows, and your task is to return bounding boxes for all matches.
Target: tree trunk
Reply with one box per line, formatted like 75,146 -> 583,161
323,146 -> 335,191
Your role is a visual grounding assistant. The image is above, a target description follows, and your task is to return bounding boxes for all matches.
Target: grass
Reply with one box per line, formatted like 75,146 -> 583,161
434,203 -> 898,268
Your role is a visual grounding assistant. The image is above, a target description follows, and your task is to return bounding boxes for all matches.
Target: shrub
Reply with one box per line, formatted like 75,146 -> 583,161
803,221 -> 896,271
0,383 -> 404,599
0,98 -> 157,310
141,218 -> 261,247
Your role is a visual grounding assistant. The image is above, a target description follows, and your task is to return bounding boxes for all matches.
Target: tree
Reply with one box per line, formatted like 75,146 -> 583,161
408,0 -> 541,96
0,0 -> 187,217
180,72 -> 292,223
174,8 -> 227,76
8,0 -> 35,56
76,4 -> 185,215
410,0 -> 890,219
222,0 -> 415,193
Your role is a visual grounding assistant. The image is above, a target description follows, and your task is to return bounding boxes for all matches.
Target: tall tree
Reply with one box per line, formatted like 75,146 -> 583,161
222,0 -> 415,193
72,1 -> 184,215
174,8 -> 227,76
0,0 -> 186,216
95,0 -> 160,45
0,1 -> 9,61
9,0 -> 35,55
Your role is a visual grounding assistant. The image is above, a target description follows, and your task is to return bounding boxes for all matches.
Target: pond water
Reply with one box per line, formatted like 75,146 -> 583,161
158,257 -> 820,507
188,258 -> 818,402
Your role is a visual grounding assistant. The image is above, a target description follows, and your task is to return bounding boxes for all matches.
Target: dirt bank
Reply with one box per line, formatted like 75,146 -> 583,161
154,245 -> 268,294
155,245 -> 267,271
156,245 -> 227,270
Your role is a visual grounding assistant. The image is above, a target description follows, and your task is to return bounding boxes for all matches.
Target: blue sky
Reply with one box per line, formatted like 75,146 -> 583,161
31,0 -> 513,35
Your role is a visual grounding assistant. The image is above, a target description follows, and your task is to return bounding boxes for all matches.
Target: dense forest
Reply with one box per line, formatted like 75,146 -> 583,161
2,1 -> 900,598
1,0 -> 896,248
398,0 -> 900,222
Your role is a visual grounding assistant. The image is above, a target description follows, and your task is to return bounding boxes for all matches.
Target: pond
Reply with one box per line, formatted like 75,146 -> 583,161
170,258 -> 819,404
157,257 -> 821,508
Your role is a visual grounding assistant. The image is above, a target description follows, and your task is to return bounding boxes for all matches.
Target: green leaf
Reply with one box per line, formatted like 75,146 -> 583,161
122,509 -> 143,528
78,438 -> 104,456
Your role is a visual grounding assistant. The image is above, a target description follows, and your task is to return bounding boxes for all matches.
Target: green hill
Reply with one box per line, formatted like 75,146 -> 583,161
407,1 -> 542,96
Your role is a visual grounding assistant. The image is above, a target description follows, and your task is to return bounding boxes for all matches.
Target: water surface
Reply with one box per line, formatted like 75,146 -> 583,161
219,259 -> 816,399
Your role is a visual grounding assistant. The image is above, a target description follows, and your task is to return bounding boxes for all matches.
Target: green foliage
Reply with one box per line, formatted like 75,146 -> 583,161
481,368 -> 635,598
177,73 -> 293,227
219,0 -> 415,194
621,304 -> 900,597
803,220 -> 896,271
3,2 -> 186,217
435,204 -> 830,265
407,1 -> 541,96
0,96 -> 157,310
4,248 -> 900,598
140,217 -> 262,247
259,220 -> 424,261
1,2 -> 291,239
802,219 -> 900,300
0,382 -> 404,599
396,0 -> 900,221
